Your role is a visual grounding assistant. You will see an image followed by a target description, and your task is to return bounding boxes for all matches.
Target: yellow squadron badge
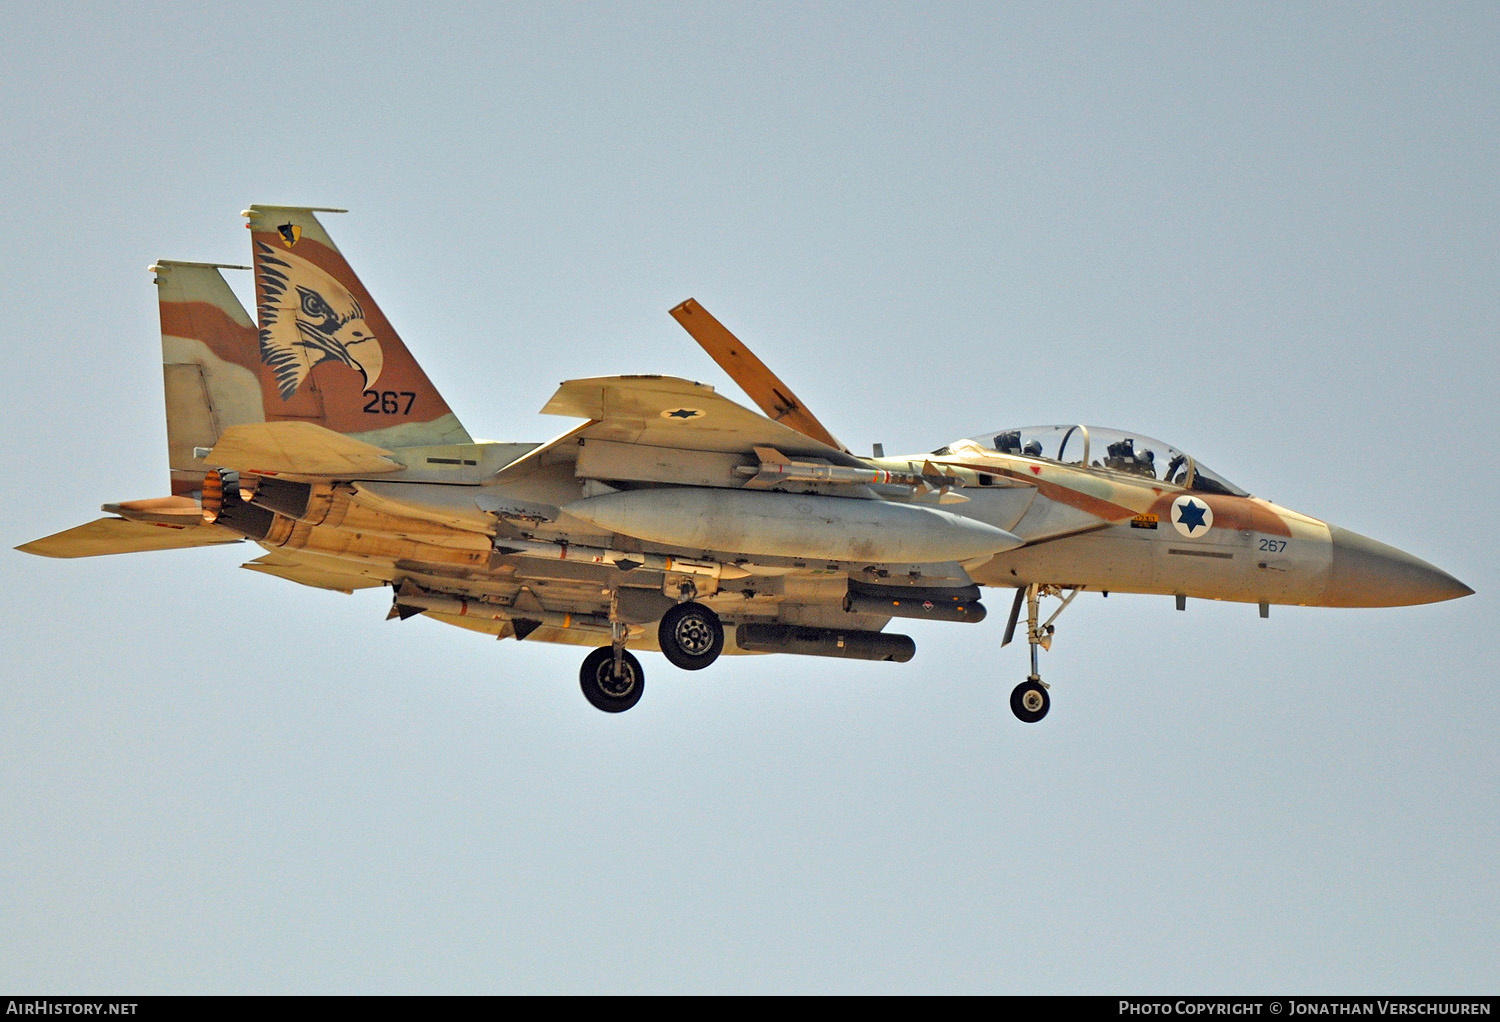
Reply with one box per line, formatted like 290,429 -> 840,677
277,223 -> 301,248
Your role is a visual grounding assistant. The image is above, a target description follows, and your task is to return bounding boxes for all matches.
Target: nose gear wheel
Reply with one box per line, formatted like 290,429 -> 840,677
1011,678 -> 1050,723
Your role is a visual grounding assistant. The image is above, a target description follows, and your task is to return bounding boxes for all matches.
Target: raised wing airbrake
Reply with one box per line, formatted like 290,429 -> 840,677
18,207 -> 1473,720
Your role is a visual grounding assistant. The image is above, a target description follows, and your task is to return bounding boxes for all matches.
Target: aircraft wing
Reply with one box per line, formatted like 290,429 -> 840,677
536,375 -> 868,467
17,516 -> 242,558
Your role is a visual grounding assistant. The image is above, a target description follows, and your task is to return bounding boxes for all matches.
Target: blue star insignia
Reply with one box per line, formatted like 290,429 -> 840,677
666,408 -> 699,419
1176,499 -> 1208,533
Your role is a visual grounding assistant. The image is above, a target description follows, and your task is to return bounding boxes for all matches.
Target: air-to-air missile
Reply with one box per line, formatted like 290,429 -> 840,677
18,207 -> 1472,720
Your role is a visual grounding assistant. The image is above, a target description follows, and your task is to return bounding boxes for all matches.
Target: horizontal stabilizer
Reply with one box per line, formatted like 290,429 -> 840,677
242,552 -> 383,593
206,420 -> 403,476
101,495 -> 206,525
17,517 -> 241,559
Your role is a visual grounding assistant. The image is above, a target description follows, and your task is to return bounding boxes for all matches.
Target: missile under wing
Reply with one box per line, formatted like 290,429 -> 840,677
17,207 -> 1471,720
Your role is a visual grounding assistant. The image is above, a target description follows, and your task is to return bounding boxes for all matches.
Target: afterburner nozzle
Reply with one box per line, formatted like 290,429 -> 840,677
200,468 -> 236,524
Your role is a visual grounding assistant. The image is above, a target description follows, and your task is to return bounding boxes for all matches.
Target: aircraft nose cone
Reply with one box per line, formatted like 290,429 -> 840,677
1325,526 -> 1474,607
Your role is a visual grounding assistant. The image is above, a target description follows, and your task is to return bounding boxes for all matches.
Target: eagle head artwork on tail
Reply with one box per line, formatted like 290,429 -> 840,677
255,240 -> 384,399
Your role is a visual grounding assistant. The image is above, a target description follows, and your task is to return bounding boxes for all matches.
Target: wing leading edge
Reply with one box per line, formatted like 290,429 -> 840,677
537,375 -> 866,466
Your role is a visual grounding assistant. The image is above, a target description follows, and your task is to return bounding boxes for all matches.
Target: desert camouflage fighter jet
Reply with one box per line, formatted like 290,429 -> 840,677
19,206 -> 1474,720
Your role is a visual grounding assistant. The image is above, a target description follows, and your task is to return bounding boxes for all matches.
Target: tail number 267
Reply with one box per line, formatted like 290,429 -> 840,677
363,390 -> 416,414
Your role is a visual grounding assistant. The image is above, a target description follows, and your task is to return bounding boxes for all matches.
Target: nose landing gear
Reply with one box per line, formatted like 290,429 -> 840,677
1011,678 -> 1050,723
1001,583 -> 1081,723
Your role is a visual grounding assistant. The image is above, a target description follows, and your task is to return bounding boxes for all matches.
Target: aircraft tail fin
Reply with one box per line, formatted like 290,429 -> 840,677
155,260 -> 266,497
243,205 -> 471,448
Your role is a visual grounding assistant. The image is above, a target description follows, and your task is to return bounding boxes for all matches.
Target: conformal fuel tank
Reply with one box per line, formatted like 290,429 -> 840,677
563,487 -> 1022,563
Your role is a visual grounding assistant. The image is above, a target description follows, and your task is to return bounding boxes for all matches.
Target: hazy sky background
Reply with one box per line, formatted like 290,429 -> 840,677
2,2 -> 1495,994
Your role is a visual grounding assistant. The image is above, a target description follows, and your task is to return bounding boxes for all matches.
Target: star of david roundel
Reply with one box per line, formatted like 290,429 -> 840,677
660,407 -> 706,420
1171,495 -> 1214,538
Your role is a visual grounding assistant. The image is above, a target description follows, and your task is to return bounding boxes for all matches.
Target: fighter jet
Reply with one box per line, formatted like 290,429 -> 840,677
18,206 -> 1473,720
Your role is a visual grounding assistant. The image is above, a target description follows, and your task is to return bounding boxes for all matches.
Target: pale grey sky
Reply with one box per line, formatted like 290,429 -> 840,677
2,2 -> 1495,993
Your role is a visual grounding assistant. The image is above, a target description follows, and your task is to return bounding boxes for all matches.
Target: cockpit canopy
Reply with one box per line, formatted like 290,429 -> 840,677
945,424 -> 1249,497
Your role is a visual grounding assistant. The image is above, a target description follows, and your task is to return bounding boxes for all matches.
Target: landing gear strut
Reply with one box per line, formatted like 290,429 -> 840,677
580,592 -> 646,712
1002,583 -> 1081,723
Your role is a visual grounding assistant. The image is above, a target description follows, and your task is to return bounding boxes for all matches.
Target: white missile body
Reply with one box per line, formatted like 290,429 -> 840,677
563,488 -> 1022,563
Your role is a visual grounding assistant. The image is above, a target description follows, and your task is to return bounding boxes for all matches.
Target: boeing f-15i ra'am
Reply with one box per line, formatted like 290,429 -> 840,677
19,207 -> 1474,720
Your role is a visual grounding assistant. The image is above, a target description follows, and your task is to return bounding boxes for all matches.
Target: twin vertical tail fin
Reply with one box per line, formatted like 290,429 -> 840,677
157,206 -> 471,496
20,207 -> 471,559
156,260 -> 263,496
243,206 -> 469,448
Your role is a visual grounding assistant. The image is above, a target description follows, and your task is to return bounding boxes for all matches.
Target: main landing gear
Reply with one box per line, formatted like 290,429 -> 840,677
580,646 -> 644,713
1001,583 -> 1081,724
657,601 -> 724,671
579,600 -> 725,713
580,593 -> 646,713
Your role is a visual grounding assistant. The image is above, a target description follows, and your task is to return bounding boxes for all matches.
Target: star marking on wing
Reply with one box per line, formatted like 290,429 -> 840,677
661,407 -> 705,420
